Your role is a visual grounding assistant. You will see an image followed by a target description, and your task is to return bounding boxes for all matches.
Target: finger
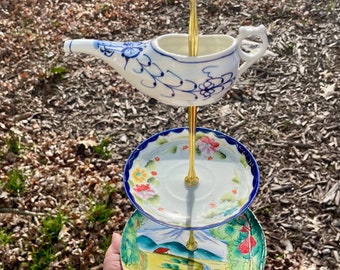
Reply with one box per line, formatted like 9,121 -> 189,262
111,232 -> 122,254
103,233 -> 123,270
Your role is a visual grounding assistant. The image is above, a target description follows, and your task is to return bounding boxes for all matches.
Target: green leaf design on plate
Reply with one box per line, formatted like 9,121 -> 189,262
128,179 -> 135,188
147,177 -> 160,186
147,195 -> 160,204
170,258 -> 182,264
145,160 -> 156,170
202,210 -> 218,219
220,193 -> 236,203
232,171 -> 240,184
195,132 -> 206,140
161,263 -> 176,269
213,150 -> 227,159
240,155 -> 248,168
195,146 -> 201,155
157,137 -> 168,145
168,145 -> 177,154
135,196 -> 144,205
238,197 -> 248,207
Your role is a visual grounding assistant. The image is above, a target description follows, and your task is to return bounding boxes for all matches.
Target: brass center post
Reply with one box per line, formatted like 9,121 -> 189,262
185,0 -> 199,188
185,0 -> 199,252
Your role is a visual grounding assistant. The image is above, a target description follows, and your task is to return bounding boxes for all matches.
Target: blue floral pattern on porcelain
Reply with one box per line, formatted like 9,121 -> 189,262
64,25 -> 268,106
123,127 -> 260,230
93,39 -> 236,103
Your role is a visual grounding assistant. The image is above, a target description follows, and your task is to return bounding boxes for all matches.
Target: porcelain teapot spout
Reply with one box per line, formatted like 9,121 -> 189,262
64,25 -> 268,107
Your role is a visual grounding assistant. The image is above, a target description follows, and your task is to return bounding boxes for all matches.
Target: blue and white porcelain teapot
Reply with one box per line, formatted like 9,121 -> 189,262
64,25 -> 268,107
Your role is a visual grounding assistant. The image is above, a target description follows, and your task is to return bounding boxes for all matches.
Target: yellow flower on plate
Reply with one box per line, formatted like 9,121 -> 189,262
131,166 -> 148,183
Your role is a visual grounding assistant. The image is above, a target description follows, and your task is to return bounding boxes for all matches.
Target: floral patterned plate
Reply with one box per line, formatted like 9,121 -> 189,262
121,209 -> 266,269
124,127 -> 260,229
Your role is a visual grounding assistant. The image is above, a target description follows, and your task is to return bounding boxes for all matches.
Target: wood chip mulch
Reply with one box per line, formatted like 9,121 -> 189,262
0,0 -> 339,269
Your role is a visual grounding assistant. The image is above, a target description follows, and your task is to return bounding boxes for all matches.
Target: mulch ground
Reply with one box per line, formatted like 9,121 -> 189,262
0,0 -> 339,269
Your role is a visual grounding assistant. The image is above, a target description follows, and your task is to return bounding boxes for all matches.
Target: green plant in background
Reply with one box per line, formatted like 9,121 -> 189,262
41,212 -> 65,243
50,66 -> 68,79
0,228 -> 12,245
5,133 -> 22,155
93,137 -> 113,160
27,212 -> 65,269
102,182 -> 116,200
4,169 -> 26,195
257,205 -> 272,217
30,245 -> 55,270
326,1 -> 336,11
97,182 -> 117,206
87,201 -> 114,224
99,233 -> 112,252
285,41 -> 295,55
103,182 -> 116,195
49,19 -> 59,27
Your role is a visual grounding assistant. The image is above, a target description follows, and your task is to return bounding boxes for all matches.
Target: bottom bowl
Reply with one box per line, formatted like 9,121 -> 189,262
121,209 -> 266,269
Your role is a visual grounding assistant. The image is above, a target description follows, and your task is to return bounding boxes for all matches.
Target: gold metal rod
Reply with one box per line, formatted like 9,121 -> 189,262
186,230 -> 198,251
185,0 -> 199,187
185,106 -> 199,187
188,0 -> 199,56
185,0 -> 199,253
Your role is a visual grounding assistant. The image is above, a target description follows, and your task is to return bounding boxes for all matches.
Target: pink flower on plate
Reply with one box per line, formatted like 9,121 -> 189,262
133,184 -> 155,200
209,202 -> 217,208
197,136 -> 219,157
238,235 -> 257,255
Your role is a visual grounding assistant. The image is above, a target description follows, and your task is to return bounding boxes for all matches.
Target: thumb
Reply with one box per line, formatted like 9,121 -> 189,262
103,233 -> 122,270
111,233 -> 122,254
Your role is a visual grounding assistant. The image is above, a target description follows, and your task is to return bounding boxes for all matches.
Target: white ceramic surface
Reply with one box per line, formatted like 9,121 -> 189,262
64,25 -> 268,106
124,128 -> 260,229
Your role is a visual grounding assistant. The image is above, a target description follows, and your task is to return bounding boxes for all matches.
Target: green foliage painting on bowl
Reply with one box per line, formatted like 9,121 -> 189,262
121,210 -> 266,269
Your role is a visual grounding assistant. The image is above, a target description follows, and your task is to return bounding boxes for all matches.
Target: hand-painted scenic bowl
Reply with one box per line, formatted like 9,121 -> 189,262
123,127 -> 260,229
121,209 -> 266,269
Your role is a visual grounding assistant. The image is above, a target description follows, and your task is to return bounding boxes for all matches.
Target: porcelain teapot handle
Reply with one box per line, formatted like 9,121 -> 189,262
236,25 -> 268,77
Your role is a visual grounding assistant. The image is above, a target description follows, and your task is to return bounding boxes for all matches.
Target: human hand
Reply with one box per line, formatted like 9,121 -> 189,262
103,233 -> 122,270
